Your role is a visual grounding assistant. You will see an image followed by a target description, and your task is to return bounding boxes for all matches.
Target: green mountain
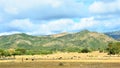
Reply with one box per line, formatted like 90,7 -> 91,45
105,30 -> 120,41
0,30 -> 116,51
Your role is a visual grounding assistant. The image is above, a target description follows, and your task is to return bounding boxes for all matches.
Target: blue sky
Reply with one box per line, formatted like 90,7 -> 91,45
0,0 -> 120,35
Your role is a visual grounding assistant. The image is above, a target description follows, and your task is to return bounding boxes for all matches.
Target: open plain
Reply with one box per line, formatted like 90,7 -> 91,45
0,51 -> 120,68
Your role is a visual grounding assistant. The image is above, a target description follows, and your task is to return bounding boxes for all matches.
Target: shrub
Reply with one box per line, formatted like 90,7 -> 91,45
107,42 -> 120,55
81,48 -> 91,53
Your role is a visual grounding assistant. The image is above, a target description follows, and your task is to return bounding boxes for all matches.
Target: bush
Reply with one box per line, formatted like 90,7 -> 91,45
107,42 -> 120,55
39,50 -> 53,55
15,48 -> 26,55
81,48 -> 91,53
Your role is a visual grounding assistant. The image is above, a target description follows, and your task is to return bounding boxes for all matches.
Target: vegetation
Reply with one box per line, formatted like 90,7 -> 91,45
0,47 -> 92,58
0,30 -> 115,51
107,42 -> 120,55
0,30 -> 117,58
81,48 -> 91,53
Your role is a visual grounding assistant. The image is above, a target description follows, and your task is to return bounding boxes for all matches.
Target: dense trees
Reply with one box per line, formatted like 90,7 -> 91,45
0,48 -> 53,59
107,42 -> 120,55
0,49 -> 4,58
0,49 -> 13,58
0,47 -> 92,59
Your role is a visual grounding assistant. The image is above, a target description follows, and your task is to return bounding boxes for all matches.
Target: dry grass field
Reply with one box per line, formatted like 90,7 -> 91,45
0,51 -> 120,68
0,62 -> 120,68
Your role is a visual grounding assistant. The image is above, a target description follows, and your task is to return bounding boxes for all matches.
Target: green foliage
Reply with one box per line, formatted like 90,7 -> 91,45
81,48 -> 91,53
15,48 -> 26,55
3,50 -> 11,57
13,51 -> 22,55
64,46 -> 81,52
107,42 -> 120,55
25,50 -> 35,55
39,50 -> 53,55
0,49 -> 12,57
0,49 -> 4,58
0,30 -> 115,53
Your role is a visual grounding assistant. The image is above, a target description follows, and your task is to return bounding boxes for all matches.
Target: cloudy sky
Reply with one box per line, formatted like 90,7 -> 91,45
0,0 -> 120,35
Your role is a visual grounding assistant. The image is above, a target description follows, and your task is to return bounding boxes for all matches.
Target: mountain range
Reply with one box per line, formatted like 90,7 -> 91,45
105,30 -> 120,41
0,30 -> 117,52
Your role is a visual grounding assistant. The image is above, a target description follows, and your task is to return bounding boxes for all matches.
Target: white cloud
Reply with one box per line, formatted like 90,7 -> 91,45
34,19 -> 74,35
9,19 -> 34,31
4,7 -> 18,14
71,17 -> 99,30
103,18 -> 120,27
0,0 -> 120,35
0,31 -> 21,36
0,0 -> 63,14
0,17 -> 99,35
1,16 -> 120,35
0,0 -> 86,19
89,0 -> 120,13
49,0 -> 62,8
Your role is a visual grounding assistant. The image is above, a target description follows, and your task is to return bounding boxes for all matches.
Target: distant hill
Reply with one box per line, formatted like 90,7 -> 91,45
105,30 -> 120,41
0,30 -> 116,51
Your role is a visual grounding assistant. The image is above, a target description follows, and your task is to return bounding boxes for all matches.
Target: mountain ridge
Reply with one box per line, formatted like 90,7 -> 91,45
0,30 -> 116,51
105,30 -> 120,41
